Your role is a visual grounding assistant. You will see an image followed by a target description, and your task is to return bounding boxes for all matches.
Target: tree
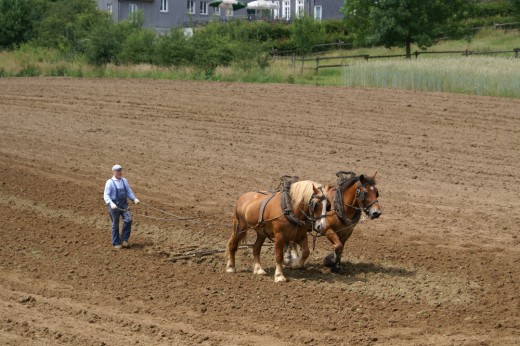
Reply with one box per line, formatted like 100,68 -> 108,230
35,0 -> 100,52
511,0 -> 520,16
343,0 -> 470,58
291,16 -> 325,73
0,0 -> 31,48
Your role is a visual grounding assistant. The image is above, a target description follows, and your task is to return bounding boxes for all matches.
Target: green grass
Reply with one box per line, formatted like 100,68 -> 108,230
1,29 -> 519,98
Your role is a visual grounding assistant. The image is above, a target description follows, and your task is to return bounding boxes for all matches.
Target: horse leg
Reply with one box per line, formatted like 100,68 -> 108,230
226,218 -> 247,273
290,234 -> 310,270
274,235 -> 287,283
323,230 -> 344,272
283,242 -> 300,268
252,230 -> 267,275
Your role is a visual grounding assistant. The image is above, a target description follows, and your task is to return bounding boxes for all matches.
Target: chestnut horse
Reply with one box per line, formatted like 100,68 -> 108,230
322,172 -> 381,271
284,172 -> 382,272
226,181 -> 330,282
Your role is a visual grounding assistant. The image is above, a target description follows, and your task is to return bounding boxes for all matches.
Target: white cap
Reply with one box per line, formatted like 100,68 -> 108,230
112,164 -> 122,171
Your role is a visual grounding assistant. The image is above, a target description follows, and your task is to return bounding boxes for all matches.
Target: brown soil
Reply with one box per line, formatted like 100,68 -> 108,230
0,77 -> 519,345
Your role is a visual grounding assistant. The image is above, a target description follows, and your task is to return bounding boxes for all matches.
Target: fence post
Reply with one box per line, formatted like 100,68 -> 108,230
364,54 -> 369,61
291,53 -> 295,68
414,51 -> 419,59
316,57 -> 320,71
515,48 -> 519,58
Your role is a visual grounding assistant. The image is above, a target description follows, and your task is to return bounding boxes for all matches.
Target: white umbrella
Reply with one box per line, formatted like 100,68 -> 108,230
247,0 -> 279,10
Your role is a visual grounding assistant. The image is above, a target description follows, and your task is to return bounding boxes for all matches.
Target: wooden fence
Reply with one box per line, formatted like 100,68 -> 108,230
287,48 -> 520,71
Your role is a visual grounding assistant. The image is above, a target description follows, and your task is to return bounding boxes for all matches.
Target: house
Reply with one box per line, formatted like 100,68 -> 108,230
95,0 -> 343,31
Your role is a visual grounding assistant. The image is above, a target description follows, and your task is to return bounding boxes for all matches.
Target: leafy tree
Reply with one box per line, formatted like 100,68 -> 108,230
511,0 -> 520,16
191,27 -> 235,77
343,0 -> 471,58
84,10 -> 147,65
291,16 -> 325,72
35,0 -> 100,52
84,16 -> 121,65
0,0 -> 31,49
117,29 -> 156,64
154,29 -> 193,67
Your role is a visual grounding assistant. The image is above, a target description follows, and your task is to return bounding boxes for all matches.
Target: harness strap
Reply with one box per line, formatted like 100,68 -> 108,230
257,193 -> 277,225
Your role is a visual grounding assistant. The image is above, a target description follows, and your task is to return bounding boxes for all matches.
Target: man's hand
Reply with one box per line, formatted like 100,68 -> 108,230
110,202 -> 118,210
134,198 -> 140,204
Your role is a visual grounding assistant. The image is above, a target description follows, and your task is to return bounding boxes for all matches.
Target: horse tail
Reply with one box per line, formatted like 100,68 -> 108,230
227,204 -> 244,258
235,204 -> 248,245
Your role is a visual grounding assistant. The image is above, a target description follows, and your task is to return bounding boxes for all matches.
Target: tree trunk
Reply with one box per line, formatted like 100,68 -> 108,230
405,40 -> 411,59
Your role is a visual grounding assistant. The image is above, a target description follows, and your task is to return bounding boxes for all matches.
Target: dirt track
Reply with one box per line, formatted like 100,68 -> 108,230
0,77 -> 519,345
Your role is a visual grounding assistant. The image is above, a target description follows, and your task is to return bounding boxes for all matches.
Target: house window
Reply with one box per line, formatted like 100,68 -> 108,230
282,0 -> 290,20
107,3 -> 112,14
314,5 -> 322,21
160,0 -> 168,12
214,6 -> 221,15
295,0 -> 304,18
129,4 -> 138,13
187,0 -> 195,14
273,1 -> 279,19
200,1 -> 208,15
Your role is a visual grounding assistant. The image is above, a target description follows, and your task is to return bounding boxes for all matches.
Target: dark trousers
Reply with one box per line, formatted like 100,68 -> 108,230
109,207 -> 132,246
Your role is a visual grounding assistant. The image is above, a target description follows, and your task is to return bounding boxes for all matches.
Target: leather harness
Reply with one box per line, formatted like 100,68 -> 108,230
333,171 -> 362,226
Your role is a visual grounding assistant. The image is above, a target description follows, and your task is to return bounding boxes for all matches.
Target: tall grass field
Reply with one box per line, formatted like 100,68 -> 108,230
342,56 -> 520,98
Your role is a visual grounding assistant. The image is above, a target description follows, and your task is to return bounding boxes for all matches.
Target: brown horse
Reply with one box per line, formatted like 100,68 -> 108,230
226,180 -> 330,282
284,172 -> 382,272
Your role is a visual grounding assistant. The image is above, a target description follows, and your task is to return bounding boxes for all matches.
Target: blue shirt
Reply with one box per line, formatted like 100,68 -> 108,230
103,177 -> 137,205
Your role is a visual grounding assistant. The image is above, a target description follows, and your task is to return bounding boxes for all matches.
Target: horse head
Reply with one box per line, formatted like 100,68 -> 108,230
309,184 -> 331,234
357,172 -> 382,219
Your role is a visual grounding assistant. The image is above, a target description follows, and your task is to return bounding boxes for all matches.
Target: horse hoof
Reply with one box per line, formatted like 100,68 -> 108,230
323,253 -> 337,268
226,267 -> 236,273
290,264 -> 305,270
331,265 -> 342,273
274,276 -> 287,283
254,268 -> 267,275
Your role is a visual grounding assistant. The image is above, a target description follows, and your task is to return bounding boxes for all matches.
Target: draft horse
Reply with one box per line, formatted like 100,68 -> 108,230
284,172 -> 382,272
322,172 -> 382,271
226,180 -> 330,282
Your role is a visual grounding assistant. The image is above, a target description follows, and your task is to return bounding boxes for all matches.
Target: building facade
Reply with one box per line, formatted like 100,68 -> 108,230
96,0 -> 343,30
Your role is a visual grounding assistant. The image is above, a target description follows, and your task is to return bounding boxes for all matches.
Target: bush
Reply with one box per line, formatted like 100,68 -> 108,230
117,29 -> 156,64
84,17 -> 121,65
191,28 -> 235,75
35,0 -> 101,52
154,29 -> 193,67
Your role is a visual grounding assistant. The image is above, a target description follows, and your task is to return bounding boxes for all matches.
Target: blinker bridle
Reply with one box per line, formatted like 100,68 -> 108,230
355,183 -> 380,216
306,187 -> 331,230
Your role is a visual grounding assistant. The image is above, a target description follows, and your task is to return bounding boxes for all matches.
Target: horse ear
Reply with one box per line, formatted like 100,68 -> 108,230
372,172 -> 377,180
359,174 -> 366,184
312,184 -> 320,194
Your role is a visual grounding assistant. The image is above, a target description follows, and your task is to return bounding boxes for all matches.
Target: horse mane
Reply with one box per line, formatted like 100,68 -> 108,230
290,180 -> 322,208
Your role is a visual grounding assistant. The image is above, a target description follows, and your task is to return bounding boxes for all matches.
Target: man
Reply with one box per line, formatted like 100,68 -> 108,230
103,164 -> 140,249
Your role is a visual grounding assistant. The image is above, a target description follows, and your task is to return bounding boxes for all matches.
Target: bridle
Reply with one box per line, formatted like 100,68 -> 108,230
305,187 -> 331,232
355,184 -> 380,216
333,177 -> 381,226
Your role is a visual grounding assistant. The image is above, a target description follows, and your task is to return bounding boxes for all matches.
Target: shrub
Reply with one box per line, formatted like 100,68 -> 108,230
117,29 -> 156,65
154,29 -> 193,67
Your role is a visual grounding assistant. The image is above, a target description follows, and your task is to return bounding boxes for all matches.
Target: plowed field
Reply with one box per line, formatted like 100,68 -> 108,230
1,78 -> 519,345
